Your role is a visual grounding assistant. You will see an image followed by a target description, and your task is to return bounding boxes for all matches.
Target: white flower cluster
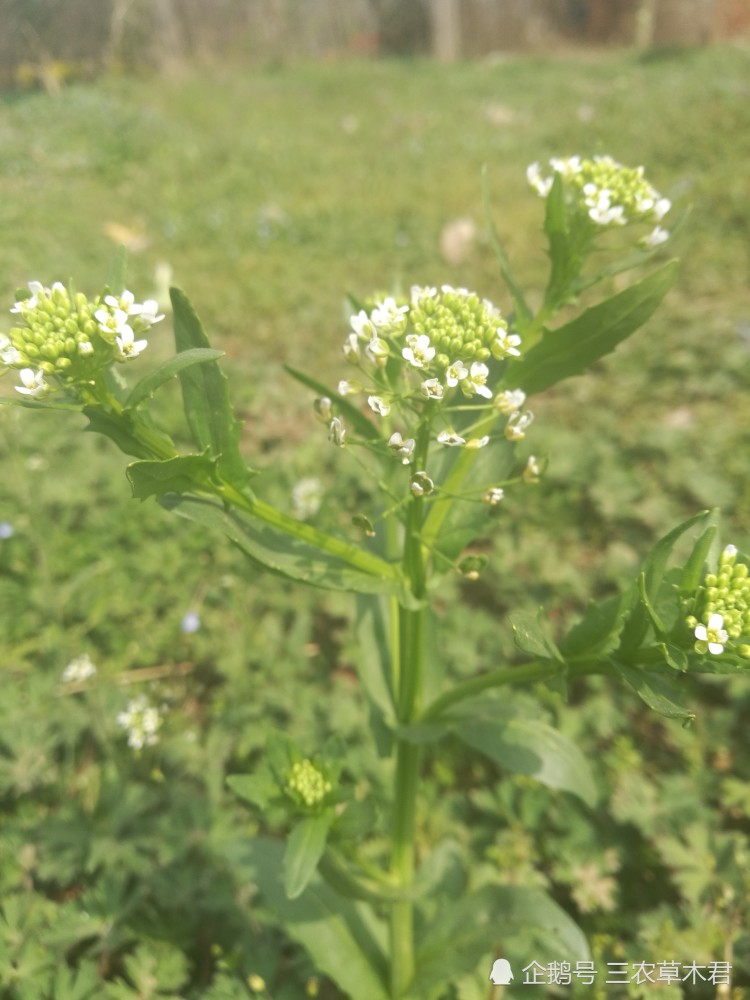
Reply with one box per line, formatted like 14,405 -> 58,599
527,155 -> 670,245
62,653 -> 97,684
686,544 -> 750,659
116,694 -> 165,750
2,281 -> 163,398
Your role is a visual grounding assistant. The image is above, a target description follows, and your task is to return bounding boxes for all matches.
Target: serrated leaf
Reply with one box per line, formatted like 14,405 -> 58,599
226,772 -> 278,811
170,287 -> 251,485
83,406 -> 154,459
514,260 -> 678,395
284,814 -> 334,900
225,837 -> 389,1000
560,589 -> 635,660
413,884 -> 589,996
125,348 -> 224,408
510,608 -> 564,663
126,454 -> 217,499
454,718 -> 597,806
615,663 -> 695,722
160,494 -> 402,597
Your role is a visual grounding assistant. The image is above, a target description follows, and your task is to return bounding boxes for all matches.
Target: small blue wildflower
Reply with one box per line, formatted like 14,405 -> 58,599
181,611 -> 201,634
0,522 -> 14,539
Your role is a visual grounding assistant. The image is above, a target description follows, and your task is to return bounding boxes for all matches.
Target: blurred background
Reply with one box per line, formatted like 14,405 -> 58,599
1,3 -> 750,998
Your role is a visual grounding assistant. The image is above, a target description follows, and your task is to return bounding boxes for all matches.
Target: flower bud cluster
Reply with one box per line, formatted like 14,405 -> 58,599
2,281 -> 163,398
286,758 -> 333,810
527,155 -> 670,244
685,545 -> 750,658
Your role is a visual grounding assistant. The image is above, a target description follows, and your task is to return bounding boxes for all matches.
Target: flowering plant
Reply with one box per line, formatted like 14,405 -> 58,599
3,158 -> 745,998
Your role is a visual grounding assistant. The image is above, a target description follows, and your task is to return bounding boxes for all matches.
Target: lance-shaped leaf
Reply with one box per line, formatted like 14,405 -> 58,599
513,260 -> 678,395
509,608 -> 565,663
83,407 -> 155,459
125,348 -> 225,409
0,396 -> 84,412
284,813 -> 335,900
225,837 -> 390,1000
127,455 -> 218,500
615,663 -> 695,723
170,287 -> 252,485
160,494 -> 404,597
454,717 -> 597,807
560,588 -> 636,660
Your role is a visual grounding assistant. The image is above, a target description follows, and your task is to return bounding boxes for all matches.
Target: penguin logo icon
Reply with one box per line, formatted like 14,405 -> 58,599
489,958 -> 514,985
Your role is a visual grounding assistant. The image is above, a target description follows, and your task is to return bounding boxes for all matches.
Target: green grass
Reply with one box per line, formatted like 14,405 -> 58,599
2,47 -> 750,998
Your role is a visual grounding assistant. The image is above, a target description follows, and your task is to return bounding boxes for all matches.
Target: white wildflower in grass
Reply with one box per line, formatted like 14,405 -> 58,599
528,155 -> 671,233
16,368 -> 49,397
116,695 -> 164,750
62,653 -> 97,684
0,521 -> 14,539
437,429 -> 466,447
504,410 -> 534,441
388,432 -> 415,464
491,330 -> 522,360
410,284 -> 437,303
642,226 -> 670,248
328,417 -> 346,447
421,378 -> 444,400
350,310 -> 374,340
445,360 -> 468,387
4,281 -> 162,392
694,614 -> 729,656
343,332 -> 360,361
370,297 -> 409,336
292,477 -> 323,519
483,487 -> 505,506
410,471 -> 434,497
337,379 -> 361,396
402,334 -> 435,369
494,388 -> 526,414
368,395 -> 391,416
180,611 -> 202,634
523,455 -> 542,483
365,336 -> 390,364
462,362 -> 492,399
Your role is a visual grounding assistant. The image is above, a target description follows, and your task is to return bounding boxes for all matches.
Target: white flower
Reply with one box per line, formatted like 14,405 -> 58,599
350,310 -> 374,340
465,435 -> 490,449
494,388 -> 526,414
491,329 -> 522,360
402,334 -> 435,369
643,226 -> 669,248
95,306 -> 131,337
388,432 -> 415,464
445,360 -> 468,387
437,430 -> 466,447
654,197 -> 671,221
365,336 -> 390,363
527,162 -> 553,197
181,611 -> 201,633
115,327 -> 148,359
343,332 -> 361,361
504,410 -> 534,441
368,395 -> 391,416
421,378 -> 444,400
106,291 -> 163,323
0,335 -> 21,366
411,285 -> 437,304
483,488 -> 505,506
694,613 -> 729,655
523,455 -> 542,483
116,695 -> 164,750
15,368 -> 49,397
338,379 -> 360,396
410,471 -> 434,497
313,396 -> 333,423
371,297 -> 408,335
62,653 -> 97,684
723,544 -> 738,561
463,362 -> 492,399
78,340 -> 94,356
292,477 -> 323,519
329,417 -> 346,447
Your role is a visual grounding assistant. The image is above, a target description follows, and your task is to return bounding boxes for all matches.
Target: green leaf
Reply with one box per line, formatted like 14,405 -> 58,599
514,260 -> 679,395
615,663 -> 695,722
225,837 -> 390,1000
170,287 -> 252,485
124,348 -> 225,408
126,454 -> 217,500
509,608 -> 564,663
355,596 -> 396,717
284,813 -> 335,900
161,494 -> 403,597
619,510 -> 712,654
413,884 -> 589,996
226,772 -> 279,811
454,718 -> 597,806
680,521 -> 719,596
0,396 -> 83,412
284,364 -> 382,442
106,246 -> 128,295
560,589 -> 636,660
83,406 -> 154,459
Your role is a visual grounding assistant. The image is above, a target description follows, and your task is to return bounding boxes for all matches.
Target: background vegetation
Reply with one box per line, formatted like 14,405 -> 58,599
1,43 -> 750,998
